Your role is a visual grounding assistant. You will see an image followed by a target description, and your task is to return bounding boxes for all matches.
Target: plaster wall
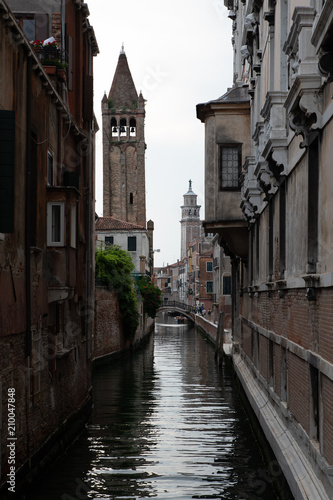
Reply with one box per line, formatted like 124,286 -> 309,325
286,157 -> 308,278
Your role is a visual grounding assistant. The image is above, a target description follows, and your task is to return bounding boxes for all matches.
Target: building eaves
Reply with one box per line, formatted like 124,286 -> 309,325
0,0 -> 88,141
196,85 -> 250,122
95,216 -> 146,232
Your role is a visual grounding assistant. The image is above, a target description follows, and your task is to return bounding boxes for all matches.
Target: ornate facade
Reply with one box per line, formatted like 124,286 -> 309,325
197,1 -> 333,498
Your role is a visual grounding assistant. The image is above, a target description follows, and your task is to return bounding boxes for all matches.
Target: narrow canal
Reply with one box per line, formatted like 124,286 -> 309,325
25,313 -> 293,500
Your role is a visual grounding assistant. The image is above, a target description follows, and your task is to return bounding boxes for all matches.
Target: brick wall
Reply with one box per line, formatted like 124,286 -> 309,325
94,287 -> 128,359
322,374 -> 333,465
288,352 -> 309,434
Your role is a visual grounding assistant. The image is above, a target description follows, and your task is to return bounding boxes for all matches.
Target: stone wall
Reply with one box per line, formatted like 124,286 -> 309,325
93,286 -> 154,366
94,287 -> 127,361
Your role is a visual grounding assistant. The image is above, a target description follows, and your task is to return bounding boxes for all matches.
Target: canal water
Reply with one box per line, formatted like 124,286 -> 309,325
25,313 -> 292,500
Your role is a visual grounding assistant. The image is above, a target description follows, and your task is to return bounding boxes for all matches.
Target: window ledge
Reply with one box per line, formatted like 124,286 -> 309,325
56,348 -> 72,358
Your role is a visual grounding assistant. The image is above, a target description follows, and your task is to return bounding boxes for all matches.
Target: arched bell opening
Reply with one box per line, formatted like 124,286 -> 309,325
111,117 -> 118,137
129,117 -> 136,136
120,118 -> 127,137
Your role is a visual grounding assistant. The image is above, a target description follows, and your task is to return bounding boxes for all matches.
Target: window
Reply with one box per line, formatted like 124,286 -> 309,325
279,182 -> 286,278
308,135 -> 319,273
47,151 -> 54,186
47,202 -> 64,246
268,198 -> 274,281
206,261 -> 213,272
128,236 -> 137,251
220,145 -> 241,189
223,276 -> 232,295
105,236 -> 114,246
15,13 -> 49,41
130,193 -> 134,204
206,281 -> 213,293
70,204 -> 76,249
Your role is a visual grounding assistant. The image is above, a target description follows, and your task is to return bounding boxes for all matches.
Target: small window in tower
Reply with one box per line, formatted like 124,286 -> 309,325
120,118 -> 127,137
130,118 -> 136,136
130,193 -> 134,204
111,117 -> 118,137
194,209 -> 197,216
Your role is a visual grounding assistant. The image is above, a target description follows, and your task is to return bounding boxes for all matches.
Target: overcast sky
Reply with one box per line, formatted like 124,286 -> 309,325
89,0 -> 233,267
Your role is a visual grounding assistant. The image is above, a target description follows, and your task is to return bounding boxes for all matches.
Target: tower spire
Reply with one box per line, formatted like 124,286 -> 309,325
120,42 -> 125,54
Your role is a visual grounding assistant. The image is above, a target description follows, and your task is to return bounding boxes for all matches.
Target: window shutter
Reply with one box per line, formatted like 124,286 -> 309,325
35,13 -> 49,41
83,75 -> 93,121
0,111 -> 15,233
67,35 -> 73,91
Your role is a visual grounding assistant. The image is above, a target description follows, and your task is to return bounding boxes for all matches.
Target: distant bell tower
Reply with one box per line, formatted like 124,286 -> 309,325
102,45 -> 146,228
180,180 -> 201,260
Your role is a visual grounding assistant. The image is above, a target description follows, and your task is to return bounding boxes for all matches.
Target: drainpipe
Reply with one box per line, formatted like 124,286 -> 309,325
25,56 -> 32,357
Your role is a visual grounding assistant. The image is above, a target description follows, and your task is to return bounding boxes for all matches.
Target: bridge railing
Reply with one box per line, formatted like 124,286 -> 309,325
159,301 -> 195,313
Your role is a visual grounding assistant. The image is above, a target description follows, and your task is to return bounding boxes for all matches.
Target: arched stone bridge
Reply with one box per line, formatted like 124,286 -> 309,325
158,301 -> 195,322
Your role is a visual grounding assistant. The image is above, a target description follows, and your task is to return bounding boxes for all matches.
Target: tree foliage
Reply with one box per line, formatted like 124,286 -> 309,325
137,275 -> 162,318
95,246 -> 139,339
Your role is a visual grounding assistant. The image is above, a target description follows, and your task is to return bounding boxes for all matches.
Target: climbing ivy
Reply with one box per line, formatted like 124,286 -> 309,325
137,275 -> 162,319
95,246 -> 139,339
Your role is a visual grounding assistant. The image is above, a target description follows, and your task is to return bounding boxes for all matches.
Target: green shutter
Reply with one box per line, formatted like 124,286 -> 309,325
0,110 -> 15,233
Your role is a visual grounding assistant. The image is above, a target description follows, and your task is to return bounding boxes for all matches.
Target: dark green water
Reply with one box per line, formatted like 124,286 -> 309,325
25,313 -> 292,499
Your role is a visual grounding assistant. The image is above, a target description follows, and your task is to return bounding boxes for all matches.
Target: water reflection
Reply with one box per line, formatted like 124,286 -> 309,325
25,313 -> 292,499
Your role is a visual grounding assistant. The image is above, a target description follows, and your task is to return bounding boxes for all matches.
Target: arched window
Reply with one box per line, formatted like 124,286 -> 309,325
120,118 -> 127,137
111,117 -> 118,137
130,192 -> 134,204
130,118 -> 136,136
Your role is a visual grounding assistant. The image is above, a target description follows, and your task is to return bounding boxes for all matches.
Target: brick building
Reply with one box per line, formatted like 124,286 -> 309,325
197,1 -> 333,497
0,0 -> 98,493
99,48 -> 154,277
102,47 -> 146,229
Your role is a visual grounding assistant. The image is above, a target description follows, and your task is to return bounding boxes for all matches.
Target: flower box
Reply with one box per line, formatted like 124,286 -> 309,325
44,65 -> 56,75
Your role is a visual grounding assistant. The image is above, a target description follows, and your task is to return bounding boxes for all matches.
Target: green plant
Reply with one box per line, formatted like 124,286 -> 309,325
41,58 -> 67,69
95,246 -> 139,339
137,276 -> 162,318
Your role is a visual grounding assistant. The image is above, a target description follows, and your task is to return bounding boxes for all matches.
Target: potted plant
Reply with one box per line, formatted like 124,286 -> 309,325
30,40 -> 44,59
41,58 -> 57,74
42,40 -> 59,60
55,60 -> 68,82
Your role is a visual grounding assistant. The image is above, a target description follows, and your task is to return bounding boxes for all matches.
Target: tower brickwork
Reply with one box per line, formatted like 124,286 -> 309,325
102,48 -> 146,228
180,180 -> 201,260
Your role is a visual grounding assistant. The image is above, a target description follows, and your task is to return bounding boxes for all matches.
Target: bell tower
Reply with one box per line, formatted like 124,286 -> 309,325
180,180 -> 201,260
102,46 -> 146,228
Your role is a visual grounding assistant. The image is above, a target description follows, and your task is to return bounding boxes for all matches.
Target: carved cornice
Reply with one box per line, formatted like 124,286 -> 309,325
311,0 -> 333,52
286,75 -> 323,148
284,7 -> 316,57
241,156 -> 262,222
